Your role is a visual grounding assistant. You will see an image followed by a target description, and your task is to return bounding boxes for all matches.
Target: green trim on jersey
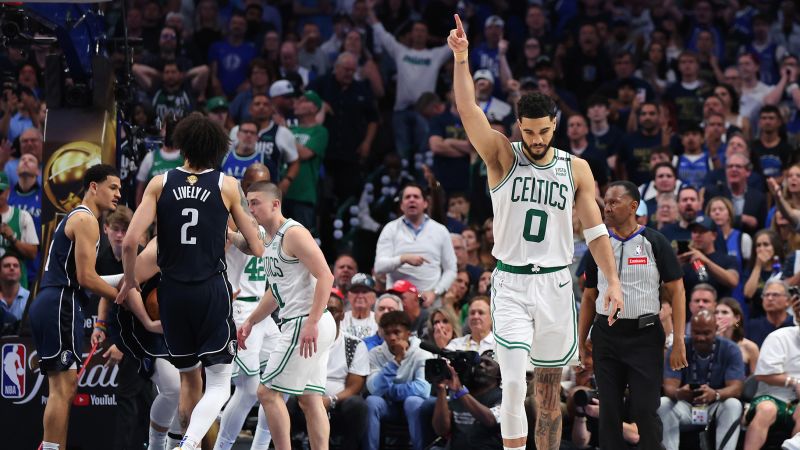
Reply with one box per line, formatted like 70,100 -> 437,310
565,153 -> 575,192
490,144 -> 520,193
261,317 -> 303,384
529,298 -> 578,367
236,296 -> 260,302
304,384 -> 326,394
270,384 -> 304,395
489,280 -> 532,352
234,355 -> 261,376
496,261 -> 567,275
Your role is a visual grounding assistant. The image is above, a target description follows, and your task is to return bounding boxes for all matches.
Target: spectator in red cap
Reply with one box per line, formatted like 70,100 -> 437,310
389,279 -> 430,338
344,273 -> 379,339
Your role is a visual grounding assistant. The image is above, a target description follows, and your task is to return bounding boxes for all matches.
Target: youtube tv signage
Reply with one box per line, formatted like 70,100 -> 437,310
0,336 -> 118,449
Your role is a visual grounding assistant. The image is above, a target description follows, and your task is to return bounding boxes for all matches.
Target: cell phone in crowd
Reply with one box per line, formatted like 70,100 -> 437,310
636,88 -> 646,103
677,240 -> 691,254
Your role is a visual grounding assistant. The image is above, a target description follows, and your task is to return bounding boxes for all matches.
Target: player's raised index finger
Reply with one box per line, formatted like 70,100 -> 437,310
454,14 -> 464,35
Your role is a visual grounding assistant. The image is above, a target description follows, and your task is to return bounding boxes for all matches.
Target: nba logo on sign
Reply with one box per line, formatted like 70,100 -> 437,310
1,343 -> 25,399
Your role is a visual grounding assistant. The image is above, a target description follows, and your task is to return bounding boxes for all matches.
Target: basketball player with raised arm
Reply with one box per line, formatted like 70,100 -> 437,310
448,15 -> 624,450
232,181 -> 336,450
29,164 -> 122,450
117,112 -> 265,450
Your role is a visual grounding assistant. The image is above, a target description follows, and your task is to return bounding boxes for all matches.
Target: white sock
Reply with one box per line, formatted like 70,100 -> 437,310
504,447 -> 526,450
41,443 -> 59,450
182,364 -> 233,449
149,427 -> 168,450
166,433 -> 182,449
214,374 -> 260,450
167,412 -> 183,448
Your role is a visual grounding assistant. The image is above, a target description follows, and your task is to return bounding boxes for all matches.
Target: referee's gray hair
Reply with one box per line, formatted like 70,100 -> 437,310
763,279 -> 790,295
375,293 -> 403,312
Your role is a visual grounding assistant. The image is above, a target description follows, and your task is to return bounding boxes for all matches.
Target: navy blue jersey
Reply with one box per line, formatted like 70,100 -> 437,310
40,205 -> 98,294
157,168 -> 228,282
221,149 -> 262,180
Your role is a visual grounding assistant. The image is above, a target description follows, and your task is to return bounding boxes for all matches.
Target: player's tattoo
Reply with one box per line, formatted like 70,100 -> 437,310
534,411 -> 561,450
237,182 -> 260,233
458,60 -> 466,64
534,368 -> 562,411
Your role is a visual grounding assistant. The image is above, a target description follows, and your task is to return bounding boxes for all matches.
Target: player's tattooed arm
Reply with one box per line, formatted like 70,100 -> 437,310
229,182 -> 265,254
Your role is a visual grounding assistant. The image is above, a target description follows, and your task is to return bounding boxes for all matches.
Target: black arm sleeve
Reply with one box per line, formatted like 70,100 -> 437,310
644,228 -> 683,283
584,250 -> 599,289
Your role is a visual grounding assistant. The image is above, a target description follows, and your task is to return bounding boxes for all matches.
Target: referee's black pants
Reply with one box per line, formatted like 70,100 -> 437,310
591,315 -> 666,450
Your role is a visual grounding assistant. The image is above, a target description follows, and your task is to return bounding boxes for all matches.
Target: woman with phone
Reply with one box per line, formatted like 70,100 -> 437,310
707,196 -> 751,304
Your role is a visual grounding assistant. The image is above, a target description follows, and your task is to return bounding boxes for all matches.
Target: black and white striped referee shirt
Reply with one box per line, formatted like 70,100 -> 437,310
584,226 -> 683,319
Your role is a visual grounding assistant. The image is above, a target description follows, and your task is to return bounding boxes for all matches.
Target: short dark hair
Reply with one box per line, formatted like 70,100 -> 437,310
379,310 -> 412,330
238,119 -> 259,131
83,164 -> 119,190
586,94 -> 609,108
759,104 -> 782,119
517,92 -> 557,120
652,161 -> 677,178
607,180 -> 640,203
172,112 -> 230,169
247,181 -> 282,201
0,252 -> 21,267
248,58 -> 269,77
400,182 -> 428,199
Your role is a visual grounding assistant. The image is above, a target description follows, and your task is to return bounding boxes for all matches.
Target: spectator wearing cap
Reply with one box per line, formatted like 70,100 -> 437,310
206,96 -> 230,131
284,90 -> 328,229
344,273 -> 380,339
428,88 -> 472,194
289,288 -> 369,448
746,280 -> 795,348
559,23 -> 614,105
586,95 -> 625,173
208,12 -> 257,98
675,123 -> 712,190
446,296 -> 494,354
474,70 -> 513,127
375,183 -> 457,306
227,58 -> 271,126
151,62 -> 194,121
470,15 -> 511,99
679,216 -> 740,307
365,3 -> 450,160
364,311 -> 434,450
364,293 -> 404,350
309,51 -> 378,200
388,280 -> 428,338
1,85 -> 39,143
703,152 -> 767,235
268,79 -> 299,127
220,120 -> 260,180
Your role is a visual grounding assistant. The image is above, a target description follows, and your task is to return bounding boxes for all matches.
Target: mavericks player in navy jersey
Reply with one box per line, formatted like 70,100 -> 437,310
118,113 -> 265,450
29,164 -> 122,450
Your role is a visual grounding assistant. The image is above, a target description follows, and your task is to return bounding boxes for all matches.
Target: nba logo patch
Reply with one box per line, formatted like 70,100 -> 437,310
2,343 -> 26,399
635,244 -> 642,256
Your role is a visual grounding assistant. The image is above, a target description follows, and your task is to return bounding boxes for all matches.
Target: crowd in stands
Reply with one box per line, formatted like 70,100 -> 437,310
5,0 -> 800,448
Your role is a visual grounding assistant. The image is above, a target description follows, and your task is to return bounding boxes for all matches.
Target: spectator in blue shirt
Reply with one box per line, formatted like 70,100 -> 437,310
208,12 -> 257,98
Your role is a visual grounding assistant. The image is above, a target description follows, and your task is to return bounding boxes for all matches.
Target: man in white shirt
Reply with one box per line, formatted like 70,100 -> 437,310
343,273 -> 379,339
738,53 -> 773,127
365,2 -> 451,158
473,69 -> 512,126
446,296 -> 495,354
375,183 -> 457,306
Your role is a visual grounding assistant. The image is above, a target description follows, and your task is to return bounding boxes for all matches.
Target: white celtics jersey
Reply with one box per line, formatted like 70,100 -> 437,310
490,144 -> 575,267
226,226 -> 268,300
264,219 -> 316,320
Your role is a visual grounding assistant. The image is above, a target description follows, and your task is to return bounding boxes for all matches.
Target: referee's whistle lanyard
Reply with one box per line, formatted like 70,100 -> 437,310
688,341 -> 717,386
481,98 -> 492,115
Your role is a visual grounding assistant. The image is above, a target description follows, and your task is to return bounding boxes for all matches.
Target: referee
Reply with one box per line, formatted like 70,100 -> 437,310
578,181 -> 688,449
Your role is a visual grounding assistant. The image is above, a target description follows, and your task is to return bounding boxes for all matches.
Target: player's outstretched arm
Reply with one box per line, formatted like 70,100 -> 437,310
449,14 -> 512,173
225,177 -> 265,257
572,158 -> 623,325
70,213 -> 119,300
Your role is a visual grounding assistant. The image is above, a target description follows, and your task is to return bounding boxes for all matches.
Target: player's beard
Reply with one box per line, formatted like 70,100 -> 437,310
520,138 -> 551,162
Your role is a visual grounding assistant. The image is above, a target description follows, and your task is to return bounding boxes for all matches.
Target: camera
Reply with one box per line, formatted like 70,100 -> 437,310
421,341 -> 480,385
789,285 -> 800,299
574,389 -> 598,407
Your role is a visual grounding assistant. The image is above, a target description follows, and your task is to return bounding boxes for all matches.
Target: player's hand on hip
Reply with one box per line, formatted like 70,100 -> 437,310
604,283 -> 624,326
237,320 -> 252,350
299,321 -> 319,358
115,276 -> 140,305
103,344 -> 123,368
448,14 -> 469,54
669,338 -> 688,371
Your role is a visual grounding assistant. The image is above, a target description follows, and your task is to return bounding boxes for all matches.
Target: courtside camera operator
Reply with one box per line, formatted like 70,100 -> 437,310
432,350 -> 503,450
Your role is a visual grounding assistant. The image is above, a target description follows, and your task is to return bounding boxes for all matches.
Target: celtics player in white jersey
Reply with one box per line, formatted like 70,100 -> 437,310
449,15 -> 624,450
230,181 -> 336,450
214,213 -> 281,448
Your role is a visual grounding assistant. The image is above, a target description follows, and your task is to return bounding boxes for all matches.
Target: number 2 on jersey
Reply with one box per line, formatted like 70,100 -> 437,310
181,208 -> 198,244
523,208 -> 548,243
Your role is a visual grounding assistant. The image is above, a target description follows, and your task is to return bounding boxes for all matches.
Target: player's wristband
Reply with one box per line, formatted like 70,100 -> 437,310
451,387 -> 469,400
583,224 -> 609,244
454,51 -> 468,62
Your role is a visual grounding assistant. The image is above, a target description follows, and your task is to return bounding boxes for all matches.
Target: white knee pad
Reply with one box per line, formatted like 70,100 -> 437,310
496,346 -> 529,440
150,359 -> 181,427
183,363 -> 234,447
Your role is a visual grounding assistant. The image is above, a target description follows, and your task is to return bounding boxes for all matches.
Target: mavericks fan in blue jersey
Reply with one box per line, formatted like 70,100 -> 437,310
118,112 -> 264,450
28,164 -> 122,450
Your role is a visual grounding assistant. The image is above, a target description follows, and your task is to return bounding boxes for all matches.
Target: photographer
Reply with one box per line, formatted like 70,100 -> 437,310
432,351 -> 502,450
579,181 -> 687,450
659,310 -> 745,450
